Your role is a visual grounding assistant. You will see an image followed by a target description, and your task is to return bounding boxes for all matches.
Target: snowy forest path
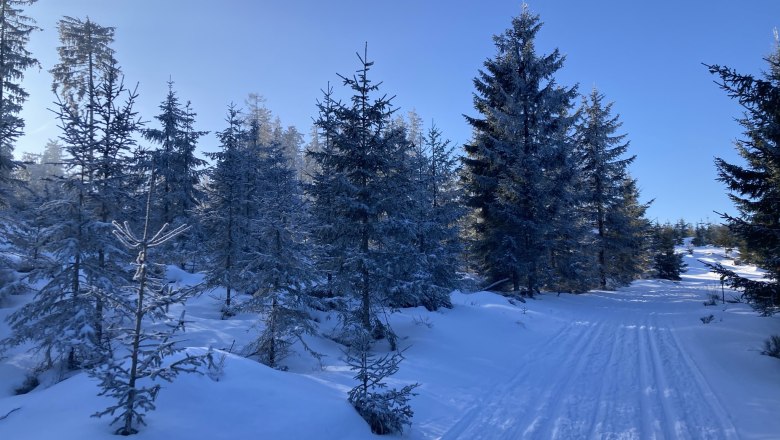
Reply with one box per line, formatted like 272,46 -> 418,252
439,286 -> 740,440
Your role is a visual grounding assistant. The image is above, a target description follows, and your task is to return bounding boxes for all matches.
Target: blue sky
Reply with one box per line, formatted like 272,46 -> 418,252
15,0 -> 780,223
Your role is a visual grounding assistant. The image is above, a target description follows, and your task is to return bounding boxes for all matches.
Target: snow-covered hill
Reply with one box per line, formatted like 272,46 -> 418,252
1,246 -> 779,439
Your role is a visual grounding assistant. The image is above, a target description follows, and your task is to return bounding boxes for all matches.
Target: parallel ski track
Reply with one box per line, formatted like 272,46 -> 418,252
440,305 -> 740,439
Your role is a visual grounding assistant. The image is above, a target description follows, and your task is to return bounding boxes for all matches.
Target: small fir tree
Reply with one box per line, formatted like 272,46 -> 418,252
345,329 -> 419,435
652,224 -> 687,281
90,175 -> 207,435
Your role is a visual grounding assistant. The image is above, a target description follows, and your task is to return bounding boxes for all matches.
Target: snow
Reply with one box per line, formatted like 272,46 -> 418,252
2,245 -> 779,439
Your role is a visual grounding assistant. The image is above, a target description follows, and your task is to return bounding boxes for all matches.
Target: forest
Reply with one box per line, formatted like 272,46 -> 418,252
0,1 -> 778,437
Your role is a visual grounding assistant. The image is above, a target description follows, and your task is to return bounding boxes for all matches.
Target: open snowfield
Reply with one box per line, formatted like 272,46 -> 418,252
1,245 -> 779,439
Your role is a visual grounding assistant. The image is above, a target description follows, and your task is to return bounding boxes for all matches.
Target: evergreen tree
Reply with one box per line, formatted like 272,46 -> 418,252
50,16 -> 116,186
0,0 -> 39,206
308,46 -> 415,333
691,221 -> 711,247
704,40 -> 780,313
241,123 -> 318,369
200,105 -> 253,316
144,81 -> 207,226
652,224 -> 687,281
3,31 -> 138,371
604,178 -> 653,285
390,122 -> 461,310
345,329 -> 418,435
307,83 -> 341,297
575,88 -> 643,288
90,178 -> 206,435
461,6 -> 579,296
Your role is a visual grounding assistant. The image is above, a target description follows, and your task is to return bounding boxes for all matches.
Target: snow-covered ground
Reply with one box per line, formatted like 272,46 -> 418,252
1,245 -> 779,439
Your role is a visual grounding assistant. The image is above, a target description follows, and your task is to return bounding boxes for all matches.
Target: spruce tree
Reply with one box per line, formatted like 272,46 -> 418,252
0,0 -> 38,206
390,122 -> 461,310
575,88 -> 642,288
90,176 -> 206,435
704,40 -> 780,313
144,81 -> 207,226
241,123 -> 318,369
308,46 -> 413,334
200,105 -> 252,316
3,29 -> 138,370
461,6 -> 579,296
345,329 -> 418,435
604,178 -> 653,285
652,223 -> 687,281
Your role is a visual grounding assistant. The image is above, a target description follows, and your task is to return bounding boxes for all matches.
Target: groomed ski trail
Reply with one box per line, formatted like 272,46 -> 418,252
440,290 -> 739,440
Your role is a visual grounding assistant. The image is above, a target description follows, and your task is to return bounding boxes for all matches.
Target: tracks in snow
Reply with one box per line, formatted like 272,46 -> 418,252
440,309 -> 738,440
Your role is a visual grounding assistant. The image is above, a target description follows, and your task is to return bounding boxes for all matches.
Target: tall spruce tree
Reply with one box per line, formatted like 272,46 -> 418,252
2,23 -> 138,371
308,46 -> 411,333
462,6 -> 579,296
391,121 -> 461,310
241,121 -> 319,368
575,88 -> 641,288
200,105 -> 253,316
705,41 -> 780,313
0,0 -> 38,206
604,177 -> 653,285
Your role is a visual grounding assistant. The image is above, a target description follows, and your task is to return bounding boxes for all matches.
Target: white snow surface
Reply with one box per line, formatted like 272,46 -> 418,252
1,245 -> 779,439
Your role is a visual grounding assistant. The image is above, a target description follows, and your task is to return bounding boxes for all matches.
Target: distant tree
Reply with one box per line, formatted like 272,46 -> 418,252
652,224 -> 687,280
461,6 -> 580,296
673,218 -> 691,245
144,81 -> 207,226
306,83 -> 341,293
691,222 -> 711,247
390,121 -> 461,310
0,0 -> 39,206
704,40 -> 780,314
603,178 -> 653,285
90,179 -> 206,435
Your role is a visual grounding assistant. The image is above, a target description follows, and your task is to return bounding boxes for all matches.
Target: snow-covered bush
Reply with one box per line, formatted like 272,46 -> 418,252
762,335 -> 780,359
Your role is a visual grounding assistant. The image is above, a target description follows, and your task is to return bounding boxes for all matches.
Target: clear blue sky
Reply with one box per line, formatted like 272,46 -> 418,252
15,0 -> 780,224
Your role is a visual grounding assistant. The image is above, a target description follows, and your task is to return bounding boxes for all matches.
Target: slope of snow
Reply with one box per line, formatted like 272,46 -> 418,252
1,245 -> 779,439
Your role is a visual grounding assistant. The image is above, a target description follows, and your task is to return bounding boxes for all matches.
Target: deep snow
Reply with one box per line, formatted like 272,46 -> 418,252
1,245 -> 779,439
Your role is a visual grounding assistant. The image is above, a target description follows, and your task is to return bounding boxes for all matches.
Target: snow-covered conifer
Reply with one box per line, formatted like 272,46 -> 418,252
461,6 -> 580,296
0,0 -> 39,206
90,175 -> 207,435
143,81 -> 207,227
308,46 -> 418,333
200,105 -> 253,316
240,107 -> 319,368
345,329 -> 418,435
704,41 -> 780,313
575,88 -> 649,289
